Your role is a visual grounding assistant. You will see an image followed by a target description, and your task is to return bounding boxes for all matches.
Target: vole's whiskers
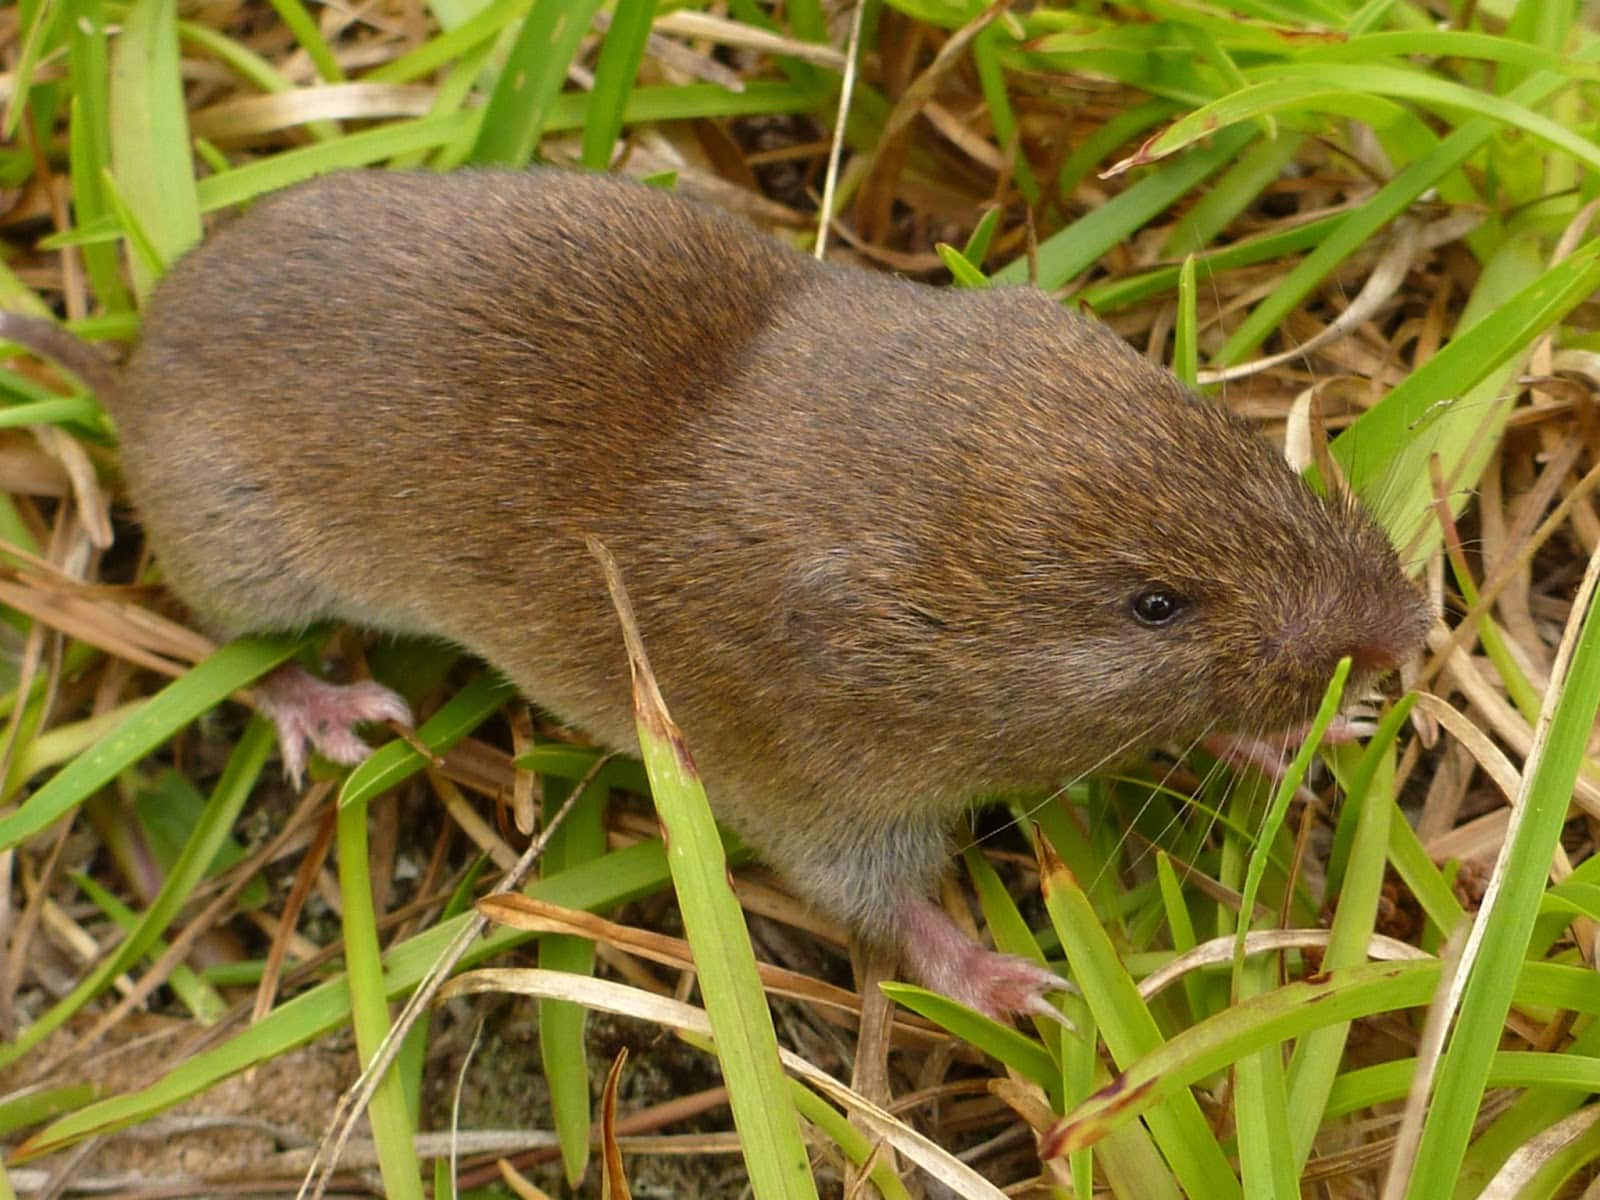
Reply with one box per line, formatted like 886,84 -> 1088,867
1106,720 -> 1224,890
1165,731 -> 1242,895
956,720 -> 1166,857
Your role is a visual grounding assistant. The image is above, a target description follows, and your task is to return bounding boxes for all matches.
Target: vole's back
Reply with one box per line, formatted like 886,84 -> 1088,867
126,170 -> 811,746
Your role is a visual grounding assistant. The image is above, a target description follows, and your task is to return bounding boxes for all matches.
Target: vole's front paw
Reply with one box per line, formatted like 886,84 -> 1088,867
257,666 -> 413,785
899,898 -> 1071,1023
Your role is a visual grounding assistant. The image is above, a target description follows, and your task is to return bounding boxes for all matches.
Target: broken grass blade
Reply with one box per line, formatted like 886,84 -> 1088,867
590,537 -> 818,1200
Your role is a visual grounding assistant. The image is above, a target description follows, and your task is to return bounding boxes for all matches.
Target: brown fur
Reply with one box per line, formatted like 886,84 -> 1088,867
7,168 -> 1430,948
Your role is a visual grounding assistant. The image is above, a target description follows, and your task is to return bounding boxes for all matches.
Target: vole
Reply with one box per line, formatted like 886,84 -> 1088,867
2,168 -> 1430,1018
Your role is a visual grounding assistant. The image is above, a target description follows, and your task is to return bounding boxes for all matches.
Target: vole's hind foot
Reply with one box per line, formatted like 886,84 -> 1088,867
899,898 -> 1072,1025
256,667 -> 412,785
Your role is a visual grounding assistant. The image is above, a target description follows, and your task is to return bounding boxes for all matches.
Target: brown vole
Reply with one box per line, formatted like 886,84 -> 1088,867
3,168 -> 1430,1017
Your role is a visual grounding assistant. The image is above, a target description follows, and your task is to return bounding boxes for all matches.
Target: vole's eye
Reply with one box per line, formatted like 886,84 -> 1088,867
1130,588 -> 1186,627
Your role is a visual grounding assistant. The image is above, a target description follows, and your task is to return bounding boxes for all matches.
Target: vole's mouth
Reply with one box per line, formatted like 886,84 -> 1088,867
1198,704 -> 1387,800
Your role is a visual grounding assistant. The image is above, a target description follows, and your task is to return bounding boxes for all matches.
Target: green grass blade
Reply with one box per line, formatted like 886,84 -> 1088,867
1039,835 -> 1243,1199
1173,255 -> 1198,388
994,125 -> 1256,288
1234,960 -> 1297,1198
1083,211 -> 1340,314
362,0 -> 534,85
1052,97 -> 1175,205
1297,29 -> 1596,77
266,0 -> 345,81
881,982 -> 1060,1095
66,0 -> 131,312
0,635 -> 306,857
4,0 -> 65,140
469,0 -> 607,166
1405,552 -> 1600,1197
538,771 -> 608,1185
962,204 -> 1001,263
97,166 -> 166,283
195,113 -> 478,211
936,243 -> 991,287
973,26 -> 1037,202
107,0 -> 201,296
337,795 -> 424,1199
1329,1048 -> 1600,1118
1162,131 -> 1303,258
1232,660 -> 1347,982
787,1084 -> 913,1200
1284,695 -> 1417,1167
581,0 -> 657,170
339,672 -> 517,808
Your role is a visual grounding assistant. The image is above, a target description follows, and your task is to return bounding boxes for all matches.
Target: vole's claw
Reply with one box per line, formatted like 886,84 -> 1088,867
899,898 -> 1073,1025
1021,993 -> 1077,1030
257,667 -> 413,787
963,952 -> 1076,1027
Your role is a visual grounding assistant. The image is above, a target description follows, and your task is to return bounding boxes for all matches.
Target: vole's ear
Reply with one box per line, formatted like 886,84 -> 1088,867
781,548 -> 865,667
780,544 -> 942,678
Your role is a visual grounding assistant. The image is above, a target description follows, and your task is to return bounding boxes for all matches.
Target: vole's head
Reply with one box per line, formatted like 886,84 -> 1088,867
784,289 -> 1432,787
997,376 -> 1433,759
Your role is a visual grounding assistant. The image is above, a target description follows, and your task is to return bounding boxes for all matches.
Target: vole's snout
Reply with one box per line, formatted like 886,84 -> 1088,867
1318,575 -> 1432,694
1349,634 -> 1408,674
1264,568 -> 1430,706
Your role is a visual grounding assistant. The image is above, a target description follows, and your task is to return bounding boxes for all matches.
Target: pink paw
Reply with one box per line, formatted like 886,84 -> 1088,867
899,899 -> 1070,1023
257,666 -> 413,785
946,950 -> 1069,1023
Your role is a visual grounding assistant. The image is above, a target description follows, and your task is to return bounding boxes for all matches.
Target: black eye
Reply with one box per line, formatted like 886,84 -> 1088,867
1130,588 -> 1186,626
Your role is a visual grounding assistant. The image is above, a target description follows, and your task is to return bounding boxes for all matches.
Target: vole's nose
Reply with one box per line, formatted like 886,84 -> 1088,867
1350,639 -> 1404,673
1343,587 -> 1432,676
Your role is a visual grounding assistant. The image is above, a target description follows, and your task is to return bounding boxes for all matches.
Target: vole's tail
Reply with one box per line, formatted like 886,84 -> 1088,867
0,312 -> 122,401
